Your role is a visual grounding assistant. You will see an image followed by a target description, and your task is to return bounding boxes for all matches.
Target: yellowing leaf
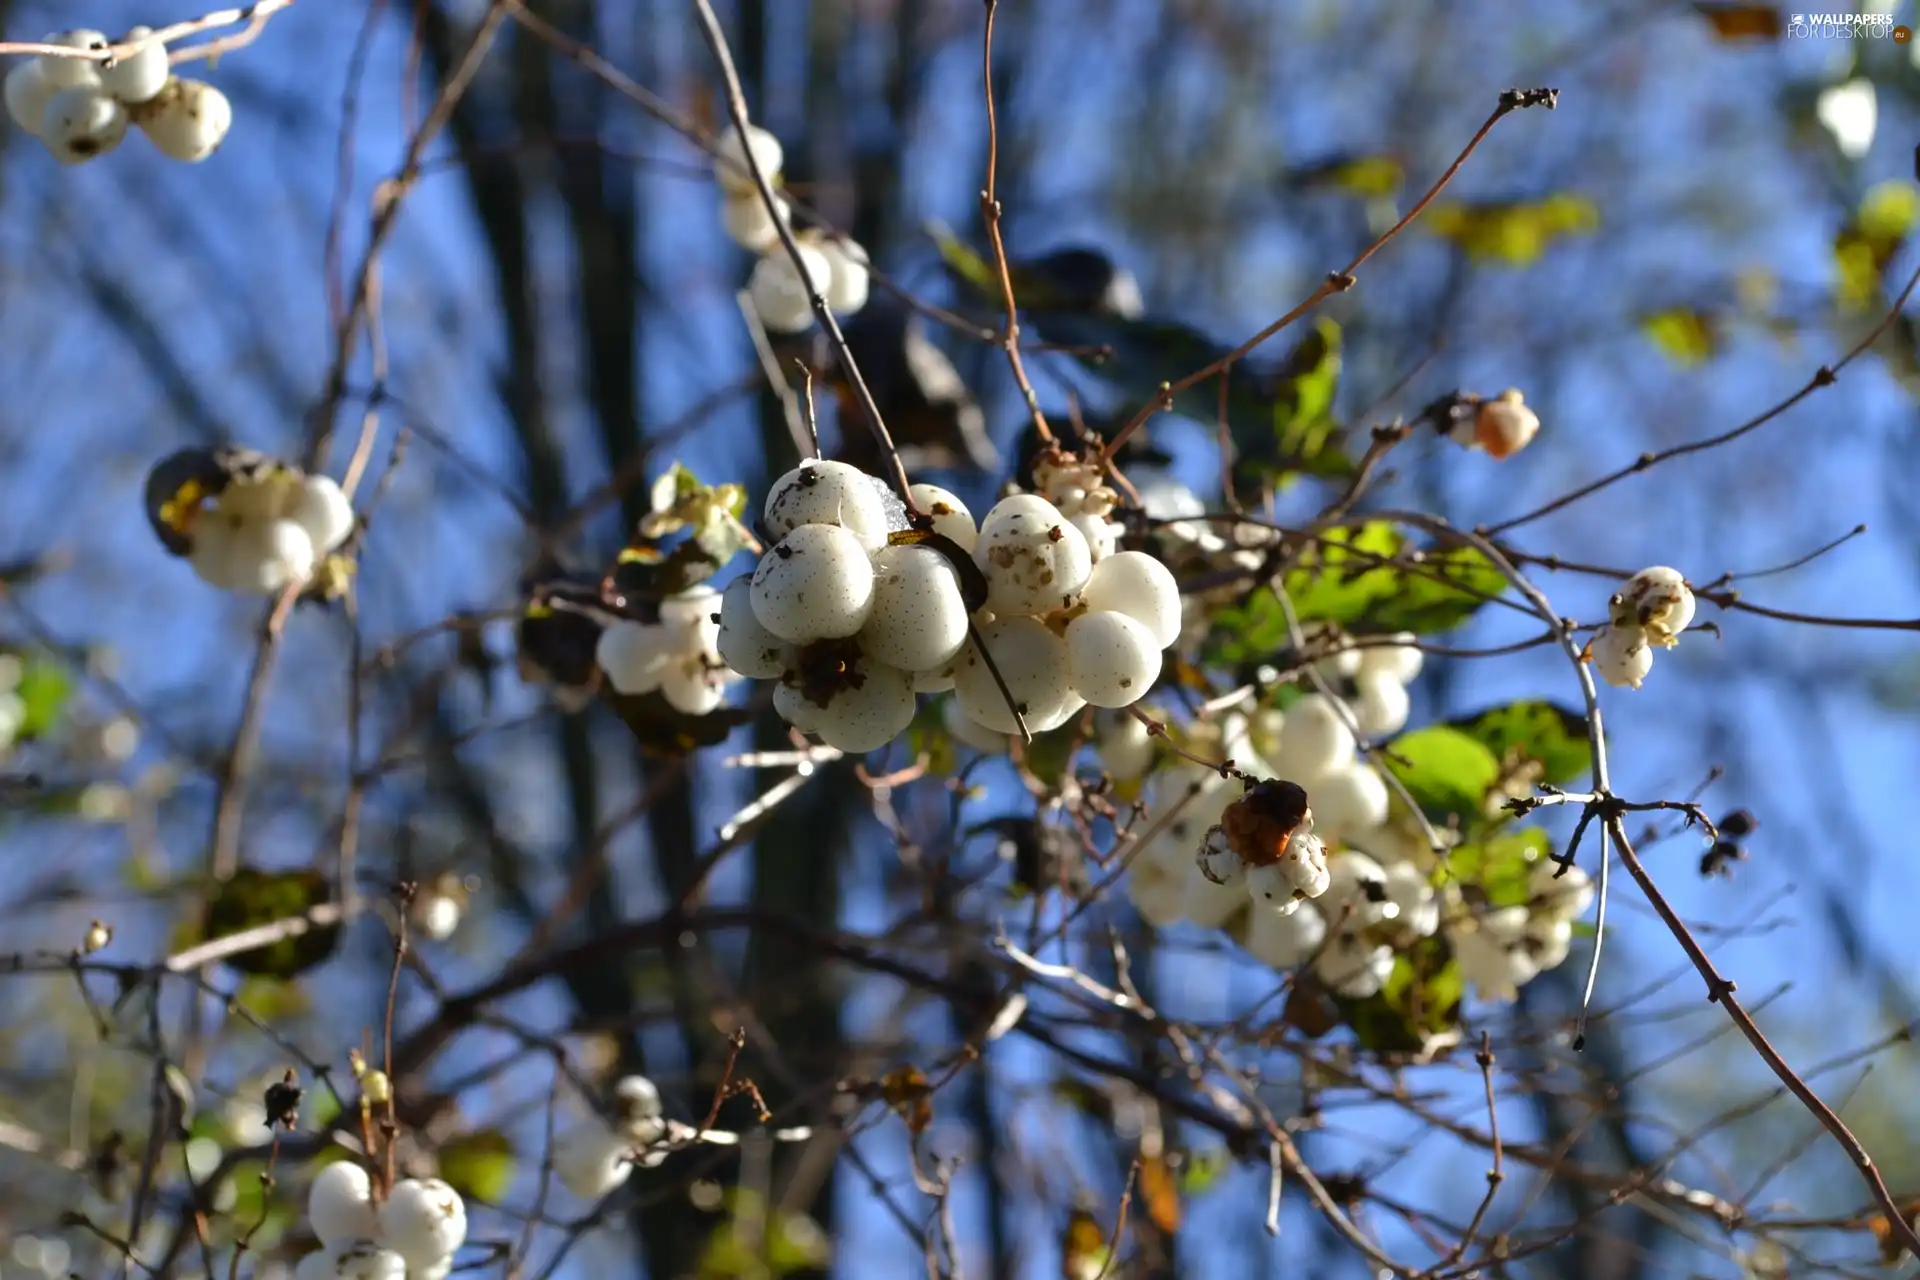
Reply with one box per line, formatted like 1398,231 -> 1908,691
1425,194 -> 1599,266
1641,309 -> 1720,367
1693,3 -> 1783,39
1835,182 -> 1919,312
439,1130 -> 516,1203
1062,1208 -> 1112,1280
1138,1154 -> 1181,1234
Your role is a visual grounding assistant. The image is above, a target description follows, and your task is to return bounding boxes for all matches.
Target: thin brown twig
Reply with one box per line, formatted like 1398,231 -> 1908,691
979,0 -> 1054,448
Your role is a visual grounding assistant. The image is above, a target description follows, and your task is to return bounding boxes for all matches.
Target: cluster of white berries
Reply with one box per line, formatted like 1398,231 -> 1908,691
594,584 -> 740,715
716,459 -> 1180,752
551,1074 -> 669,1201
149,451 -> 357,596
300,1163 -> 466,1279
1133,474 -> 1283,647
1589,566 -> 1696,690
5,28 -> 232,165
712,121 -> 871,332
1450,855 -> 1593,1002
1027,449 -> 1124,562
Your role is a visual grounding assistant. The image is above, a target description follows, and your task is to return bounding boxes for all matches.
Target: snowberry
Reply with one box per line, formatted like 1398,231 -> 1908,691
909,483 -> 977,553
596,620 -> 672,695
1308,762 -> 1390,837
1079,551 -> 1181,649
808,232 -> 870,315
294,1252 -> 334,1280
973,494 -> 1092,616
951,615 -> 1077,734
553,1120 -> 634,1199
942,690 -> 1011,753
284,474 -> 356,555
1245,831 -> 1330,917
1181,864 -> 1250,928
328,1241 -> 408,1280
1612,565 -> 1695,647
1317,850 -> 1391,931
1528,914 -> 1573,971
715,576 -> 788,679
134,77 -> 231,162
1069,513 -> 1118,563
42,85 -> 127,164
1380,860 -> 1439,942
1453,905 -> 1535,1002
750,523 -> 877,643
1314,932 -> 1395,999
1474,388 -> 1540,459
772,679 -> 829,737
912,664 -> 956,693
307,1160 -> 379,1249
714,121 -> 783,196
720,189 -> 789,252
414,891 -> 462,941
660,653 -> 731,716
1195,824 -> 1245,889
614,1073 -> 664,1137
1357,633 -> 1422,684
749,240 -> 833,334
811,660 -> 917,754
860,544 -> 970,673
1351,670 -> 1410,739
1128,857 -> 1186,927
1268,693 -> 1356,782
1243,899 -> 1327,969
379,1177 -> 467,1272
99,28 -> 169,105
1591,622 -> 1652,690
39,31 -> 110,89
193,516 -> 316,594
4,59 -> 57,137
1065,609 -> 1161,708
1096,709 -> 1156,782
1529,857 -> 1594,919
763,459 -> 890,552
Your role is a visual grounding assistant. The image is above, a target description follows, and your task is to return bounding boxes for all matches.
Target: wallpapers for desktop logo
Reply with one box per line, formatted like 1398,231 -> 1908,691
1788,12 -> 1907,39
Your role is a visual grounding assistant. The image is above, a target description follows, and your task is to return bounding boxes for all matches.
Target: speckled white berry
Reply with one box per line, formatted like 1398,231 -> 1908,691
859,543 -> 970,673
750,523 -> 876,643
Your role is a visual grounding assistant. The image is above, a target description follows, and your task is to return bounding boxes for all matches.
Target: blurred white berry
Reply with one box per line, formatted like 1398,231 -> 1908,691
1314,932 -> 1395,998
307,1160 -> 379,1249
1356,633 -> 1422,684
553,1120 -> 634,1199
5,59 -> 58,137
190,516 -> 316,595
1317,850 -> 1391,931
1128,856 -> 1187,927
414,892 -> 461,941
1268,693 -> 1356,783
1351,670 -> 1410,739
379,1178 -> 466,1272
1245,831 -> 1330,917
1528,913 -> 1573,971
715,575 -> 789,680
749,240 -> 833,334
719,188 -> 789,253
596,620 -> 673,696
1452,905 -> 1535,1003
941,690 -> 1011,754
1590,623 -> 1653,690
750,523 -> 877,643
329,1240 -> 407,1280
810,233 -> 871,315
42,84 -> 127,163
99,27 -> 169,105
1096,709 -> 1156,782
1065,609 -> 1162,708
294,1252 -> 335,1280
1079,551 -> 1181,649
1243,900 -> 1327,969
1612,566 -> 1695,648
1181,862 -> 1250,928
659,652 -> 733,717
909,483 -> 977,553
134,77 -> 231,162
1529,857 -> 1594,920
1380,860 -> 1439,942
763,459 -> 890,552
284,474 -> 356,556
973,494 -> 1092,616
860,544 -> 971,673
713,121 -> 783,197
809,660 -> 917,754
39,31 -> 109,89
1308,763 -> 1390,838
1069,512 -> 1118,563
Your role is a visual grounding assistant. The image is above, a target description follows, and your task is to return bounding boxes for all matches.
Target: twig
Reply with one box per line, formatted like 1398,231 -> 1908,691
979,0 -> 1054,447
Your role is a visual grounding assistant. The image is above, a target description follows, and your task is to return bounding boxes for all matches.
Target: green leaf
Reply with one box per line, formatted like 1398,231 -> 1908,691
1447,700 -> 1592,788
1177,1147 -> 1232,1197
1206,523 -> 1506,665
200,868 -> 340,979
13,656 -> 73,740
1835,182 -> 1919,313
1640,309 -> 1720,367
1447,827 -> 1551,908
1337,936 -> 1464,1057
1250,318 -> 1345,488
1424,194 -> 1599,266
1381,725 -> 1502,825
439,1130 -> 515,1204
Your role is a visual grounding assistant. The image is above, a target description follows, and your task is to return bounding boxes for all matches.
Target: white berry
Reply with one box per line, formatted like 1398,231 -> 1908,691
1096,709 -> 1156,782
1064,609 -> 1161,708
1318,850 -> 1391,931
330,1240 -> 408,1280
974,494 -> 1092,616
1357,633 -> 1422,684
553,1120 -> 634,1199
750,523 -> 877,643
379,1177 -> 467,1271
1079,551 -> 1181,650
1529,857 -> 1594,920
716,575 -> 789,679
749,240 -> 833,334
134,76 -> 231,162
1351,670 -> 1410,739
1453,905 -> 1535,1002
39,31 -> 109,89
951,615 -> 1076,734
1591,622 -> 1653,690
811,661 -> 917,754
809,232 -> 870,315
1128,857 -> 1186,927
1308,763 -> 1390,837
42,84 -> 127,164
1314,933 -> 1395,999
860,544 -> 970,673
99,28 -> 169,105
307,1160 -> 379,1249
1475,388 -> 1540,459
1243,900 -> 1327,969
596,620 -> 672,695
294,1252 -> 334,1280
909,484 -> 976,553
1181,864 -> 1249,928
285,474 -> 356,555
1070,513 -> 1118,563
763,459 -> 889,552
772,679 -> 829,737
720,189 -> 789,253
1195,824 -> 1245,888
714,121 -> 783,197
1268,693 -> 1356,782
1245,831 -> 1330,917
5,59 -> 57,137
1613,565 -> 1695,647
1380,861 -> 1439,941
